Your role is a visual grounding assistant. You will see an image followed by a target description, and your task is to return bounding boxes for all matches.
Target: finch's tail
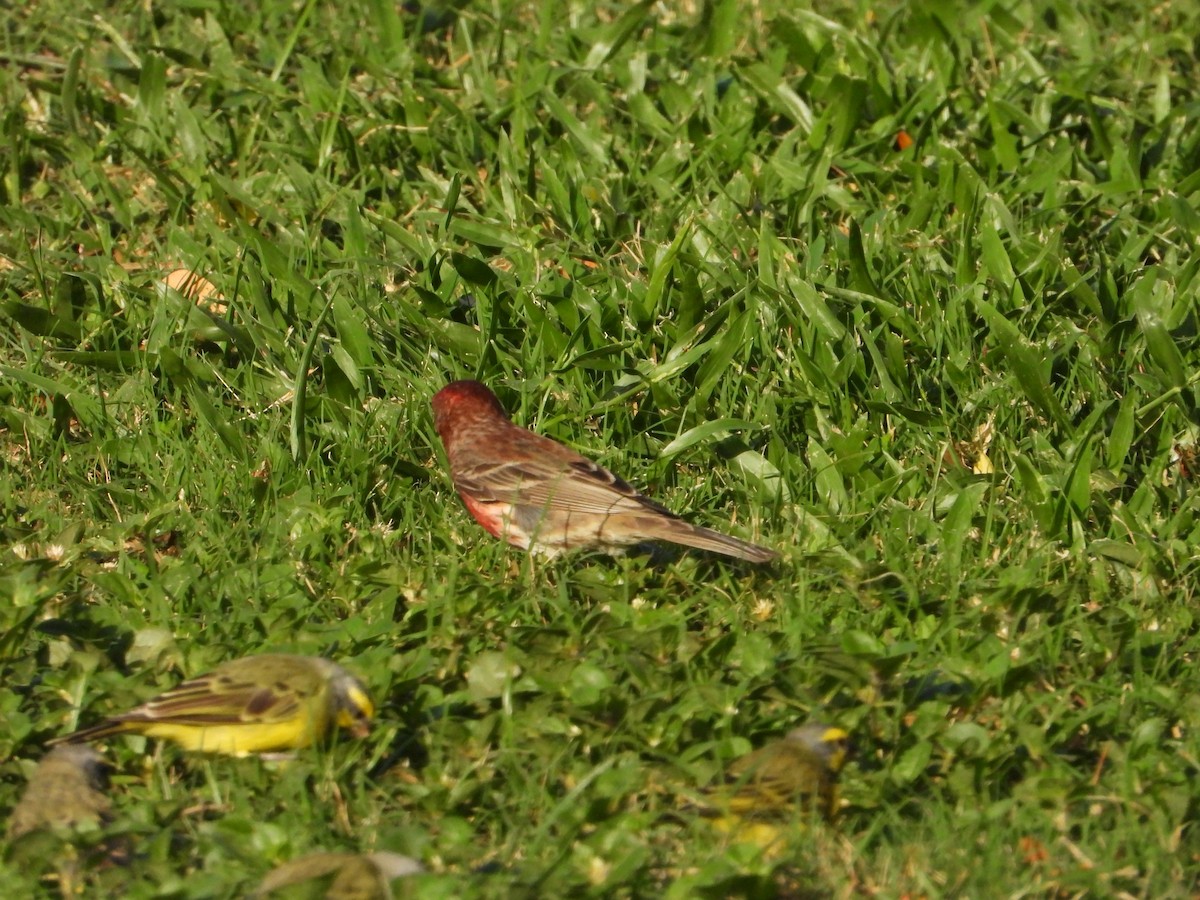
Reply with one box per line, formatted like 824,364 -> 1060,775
659,521 -> 779,563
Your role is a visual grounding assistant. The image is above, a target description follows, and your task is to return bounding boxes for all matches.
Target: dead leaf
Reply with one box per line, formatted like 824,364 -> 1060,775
163,269 -> 227,316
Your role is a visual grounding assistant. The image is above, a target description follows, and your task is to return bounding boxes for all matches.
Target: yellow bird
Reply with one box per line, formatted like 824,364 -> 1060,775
50,654 -> 374,757
705,722 -> 851,823
256,850 -> 424,898
6,745 -> 112,841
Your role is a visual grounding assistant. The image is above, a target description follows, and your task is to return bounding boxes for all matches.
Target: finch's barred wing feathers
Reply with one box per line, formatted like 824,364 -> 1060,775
566,459 -> 679,517
454,456 -> 676,518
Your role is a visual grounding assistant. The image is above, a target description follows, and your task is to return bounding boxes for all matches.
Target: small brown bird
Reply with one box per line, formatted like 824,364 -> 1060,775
256,850 -> 424,898
431,380 -> 778,562
6,745 -> 112,842
49,654 -> 374,758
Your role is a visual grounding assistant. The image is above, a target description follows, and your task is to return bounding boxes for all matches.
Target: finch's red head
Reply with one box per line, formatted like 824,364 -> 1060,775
432,380 -> 510,442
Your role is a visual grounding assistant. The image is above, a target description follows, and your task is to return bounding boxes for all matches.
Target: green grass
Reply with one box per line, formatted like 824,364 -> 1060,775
2,0 -> 1200,895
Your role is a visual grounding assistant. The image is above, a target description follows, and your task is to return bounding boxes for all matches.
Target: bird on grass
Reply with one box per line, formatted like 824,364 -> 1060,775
700,722 -> 851,843
431,380 -> 778,563
6,745 -> 112,842
49,654 -> 374,758
256,850 -> 424,899
5,745 -> 123,892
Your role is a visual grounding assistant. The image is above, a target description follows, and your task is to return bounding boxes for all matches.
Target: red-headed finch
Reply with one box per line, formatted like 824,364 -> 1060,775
431,380 -> 778,563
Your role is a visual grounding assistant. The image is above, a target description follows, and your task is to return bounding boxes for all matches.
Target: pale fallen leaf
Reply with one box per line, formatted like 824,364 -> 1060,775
163,269 -> 227,316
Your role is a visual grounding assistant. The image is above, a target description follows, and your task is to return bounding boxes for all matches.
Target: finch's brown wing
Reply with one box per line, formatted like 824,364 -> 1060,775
455,455 -> 677,518
457,458 -> 777,561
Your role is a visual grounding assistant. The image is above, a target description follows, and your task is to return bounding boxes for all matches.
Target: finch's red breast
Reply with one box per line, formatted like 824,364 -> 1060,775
459,494 -> 511,541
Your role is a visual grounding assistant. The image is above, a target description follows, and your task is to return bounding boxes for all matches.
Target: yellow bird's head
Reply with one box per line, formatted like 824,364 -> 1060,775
330,669 -> 375,739
784,723 -> 851,774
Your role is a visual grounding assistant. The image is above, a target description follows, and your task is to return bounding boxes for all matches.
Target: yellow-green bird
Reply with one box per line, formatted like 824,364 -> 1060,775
707,722 -> 851,822
256,850 -> 424,899
49,654 -> 374,758
6,745 -> 112,842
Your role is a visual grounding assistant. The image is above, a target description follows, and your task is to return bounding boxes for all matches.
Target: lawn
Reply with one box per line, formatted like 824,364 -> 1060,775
2,0 -> 1199,896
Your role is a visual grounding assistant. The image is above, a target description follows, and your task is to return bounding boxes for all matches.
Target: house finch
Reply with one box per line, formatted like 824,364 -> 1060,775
431,380 -> 778,562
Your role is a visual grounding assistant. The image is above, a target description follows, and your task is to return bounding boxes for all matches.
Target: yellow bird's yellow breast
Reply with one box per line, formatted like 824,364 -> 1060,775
138,716 -> 321,756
